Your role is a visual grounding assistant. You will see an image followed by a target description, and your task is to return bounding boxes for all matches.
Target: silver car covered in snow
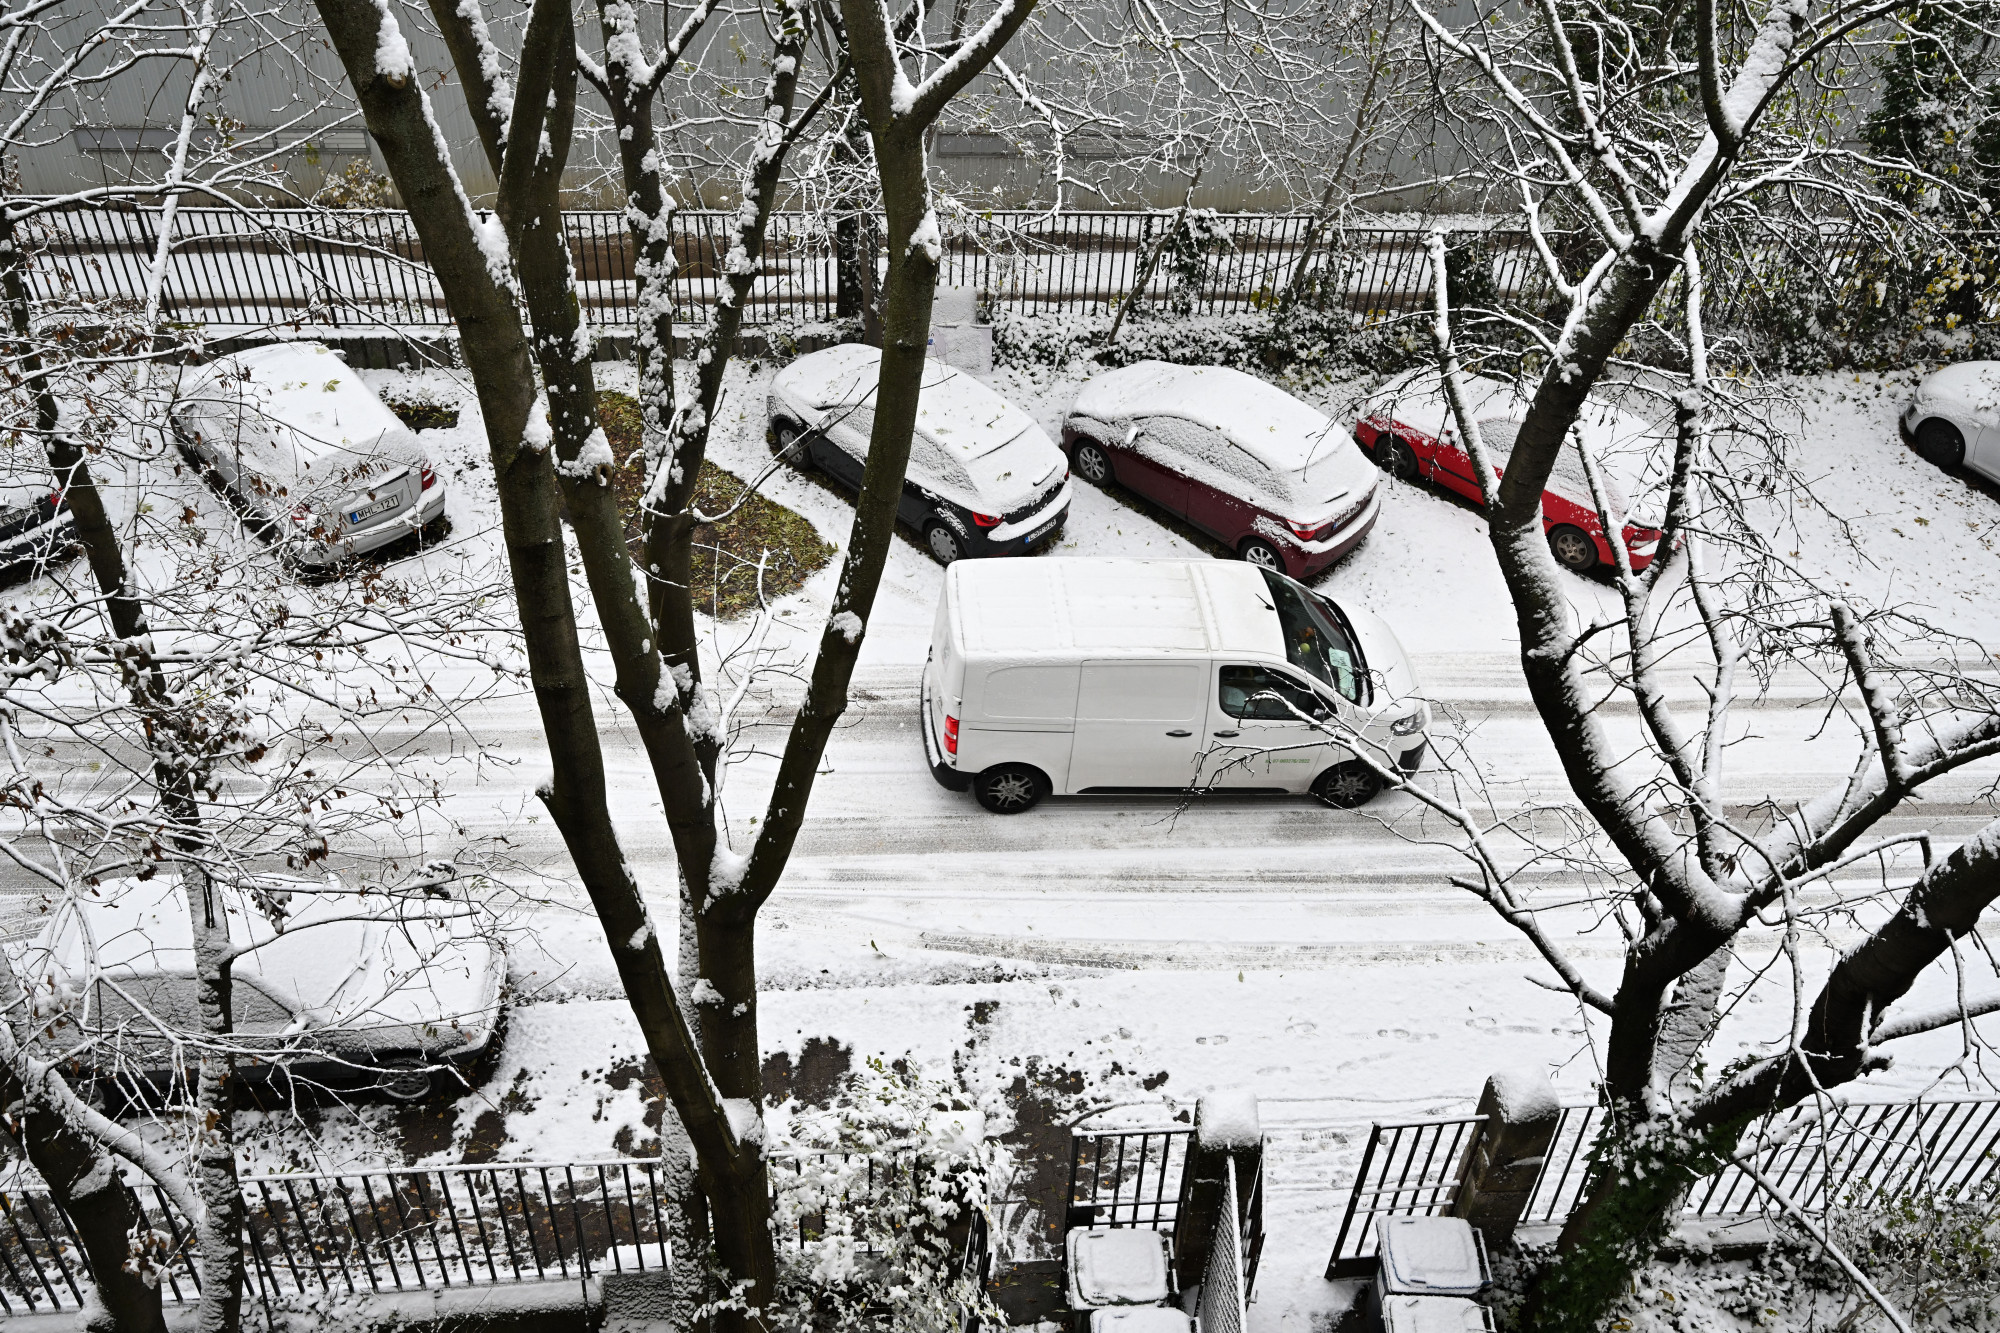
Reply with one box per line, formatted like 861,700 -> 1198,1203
173,342 -> 448,567
25,876 -> 504,1102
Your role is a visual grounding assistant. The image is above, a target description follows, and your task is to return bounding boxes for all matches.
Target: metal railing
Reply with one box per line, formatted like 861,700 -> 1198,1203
1521,1096 -> 2000,1226
18,205 -> 1580,334
1065,1126 -> 1194,1231
1325,1114 -> 1486,1267
1325,1094 -> 2000,1270
2,1159 -> 673,1315
1063,1125 -> 1265,1302
25,203 -> 1975,347
1196,1157 -> 1246,1333
2,1148 -> 997,1318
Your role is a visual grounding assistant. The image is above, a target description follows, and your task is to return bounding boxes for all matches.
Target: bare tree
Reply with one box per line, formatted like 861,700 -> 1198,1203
1316,0 -> 2000,1325
308,0 -> 1033,1320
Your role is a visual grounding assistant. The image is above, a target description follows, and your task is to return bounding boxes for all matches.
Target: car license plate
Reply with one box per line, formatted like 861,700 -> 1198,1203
349,495 -> 402,525
1025,520 -> 1057,545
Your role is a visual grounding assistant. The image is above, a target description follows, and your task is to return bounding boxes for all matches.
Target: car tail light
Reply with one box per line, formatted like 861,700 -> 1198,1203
1289,519 -> 1330,541
944,714 -> 959,756
47,490 -> 61,508
290,503 -> 312,525
419,463 -> 437,491
971,512 -> 1001,528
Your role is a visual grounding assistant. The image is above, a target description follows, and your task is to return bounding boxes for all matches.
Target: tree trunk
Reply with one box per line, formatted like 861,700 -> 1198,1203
1524,1106 -> 1749,1332
2,203 -> 243,1332
183,868 -> 245,1333
0,953 -> 169,1333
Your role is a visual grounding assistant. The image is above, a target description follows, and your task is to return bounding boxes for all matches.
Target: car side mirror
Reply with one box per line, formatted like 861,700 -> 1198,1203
1124,423 -> 1140,446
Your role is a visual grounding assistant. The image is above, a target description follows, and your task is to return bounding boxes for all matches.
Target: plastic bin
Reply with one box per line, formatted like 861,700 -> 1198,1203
1381,1294 -> 1497,1332
1090,1307 -> 1196,1332
1066,1227 -> 1174,1309
1374,1217 -> 1490,1299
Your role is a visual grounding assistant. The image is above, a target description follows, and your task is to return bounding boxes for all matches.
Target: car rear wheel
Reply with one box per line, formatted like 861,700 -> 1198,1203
925,520 -> 966,565
975,763 -> 1047,814
1239,537 -> 1285,571
1376,435 -> 1420,482
771,421 -> 812,468
1914,418 -> 1966,470
1074,440 -> 1113,486
1547,524 -> 1599,573
377,1059 -> 435,1103
1312,761 -> 1381,809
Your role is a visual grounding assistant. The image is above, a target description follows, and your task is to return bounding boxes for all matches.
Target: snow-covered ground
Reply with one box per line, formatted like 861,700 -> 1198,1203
7,351 -> 1996,1329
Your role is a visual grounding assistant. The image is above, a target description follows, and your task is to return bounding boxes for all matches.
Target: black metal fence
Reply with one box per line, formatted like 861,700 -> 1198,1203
19,205 -> 1575,335
1,1159 -> 673,1316
1066,1126 -> 1194,1232
1326,1094 -> 2000,1270
1064,1125 -> 1265,1302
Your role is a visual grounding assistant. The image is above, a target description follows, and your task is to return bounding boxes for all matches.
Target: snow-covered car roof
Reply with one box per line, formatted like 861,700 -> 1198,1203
33,876 -> 500,1032
174,342 -> 422,501
774,345 -> 1063,511
1364,369 -> 1670,525
1071,362 -> 1376,514
1913,361 -> 2000,418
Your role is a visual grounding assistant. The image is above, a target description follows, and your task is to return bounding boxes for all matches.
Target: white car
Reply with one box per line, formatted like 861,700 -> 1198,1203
24,877 -> 504,1102
1902,362 -> 2000,482
766,344 -> 1071,564
172,342 -> 448,568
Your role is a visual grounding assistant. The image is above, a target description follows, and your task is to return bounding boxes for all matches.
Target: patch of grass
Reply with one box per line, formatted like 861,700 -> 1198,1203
384,398 -> 460,431
598,391 -> 835,619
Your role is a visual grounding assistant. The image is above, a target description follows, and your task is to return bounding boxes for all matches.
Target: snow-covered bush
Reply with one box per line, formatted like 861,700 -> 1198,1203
756,1058 -> 1007,1332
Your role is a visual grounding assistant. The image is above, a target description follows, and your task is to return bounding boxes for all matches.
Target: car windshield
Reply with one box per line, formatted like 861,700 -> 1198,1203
1259,568 -> 1366,704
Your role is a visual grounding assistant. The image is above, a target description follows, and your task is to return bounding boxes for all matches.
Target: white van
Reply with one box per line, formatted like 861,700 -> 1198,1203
921,558 -> 1430,813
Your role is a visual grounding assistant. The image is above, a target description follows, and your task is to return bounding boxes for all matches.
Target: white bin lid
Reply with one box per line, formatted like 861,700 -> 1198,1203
1067,1228 -> 1172,1308
1376,1217 -> 1489,1296
1091,1307 -> 1195,1332
1382,1295 -> 1494,1332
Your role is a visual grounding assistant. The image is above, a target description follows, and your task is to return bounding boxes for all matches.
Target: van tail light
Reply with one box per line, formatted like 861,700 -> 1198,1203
971,512 -> 1000,528
944,714 -> 959,756
419,462 -> 437,491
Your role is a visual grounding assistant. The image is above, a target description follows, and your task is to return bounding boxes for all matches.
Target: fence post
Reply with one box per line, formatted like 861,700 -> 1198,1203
1172,1090 -> 1261,1293
1450,1069 -> 1561,1248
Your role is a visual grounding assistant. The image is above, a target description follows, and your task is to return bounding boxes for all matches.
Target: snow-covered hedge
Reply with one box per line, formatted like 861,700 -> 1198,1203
748,1059 -> 1007,1333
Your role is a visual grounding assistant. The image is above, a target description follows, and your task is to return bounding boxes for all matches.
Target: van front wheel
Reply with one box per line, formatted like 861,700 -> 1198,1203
1312,761 -> 1380,809
975,763 -> 1047,814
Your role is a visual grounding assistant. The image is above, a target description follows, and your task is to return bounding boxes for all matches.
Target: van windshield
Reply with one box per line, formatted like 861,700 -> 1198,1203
1259,569 -> 1367,704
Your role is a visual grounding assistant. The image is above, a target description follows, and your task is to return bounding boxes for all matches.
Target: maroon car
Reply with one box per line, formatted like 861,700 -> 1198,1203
1061,362 -> 1381,578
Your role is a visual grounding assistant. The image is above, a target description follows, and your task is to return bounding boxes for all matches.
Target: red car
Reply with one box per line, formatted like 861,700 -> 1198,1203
1061,362 -> 1382,579
1355,371 -> 1666,573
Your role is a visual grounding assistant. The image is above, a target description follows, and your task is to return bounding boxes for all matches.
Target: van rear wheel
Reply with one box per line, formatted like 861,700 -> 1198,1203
1312,761 -> 1380,809
975,763 -> 1047,814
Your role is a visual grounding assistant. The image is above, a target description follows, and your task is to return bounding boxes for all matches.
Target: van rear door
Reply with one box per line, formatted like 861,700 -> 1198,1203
1066,660 -> 1208,791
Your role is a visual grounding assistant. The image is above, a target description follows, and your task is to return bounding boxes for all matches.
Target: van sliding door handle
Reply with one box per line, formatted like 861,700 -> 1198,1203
1164,729 -> 1193,737
1212,729 -> 1240,738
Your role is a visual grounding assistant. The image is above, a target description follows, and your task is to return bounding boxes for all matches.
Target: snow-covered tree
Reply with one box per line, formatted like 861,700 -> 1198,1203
306,0 -> 1033,1322
1289,0 -> 2000,1326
